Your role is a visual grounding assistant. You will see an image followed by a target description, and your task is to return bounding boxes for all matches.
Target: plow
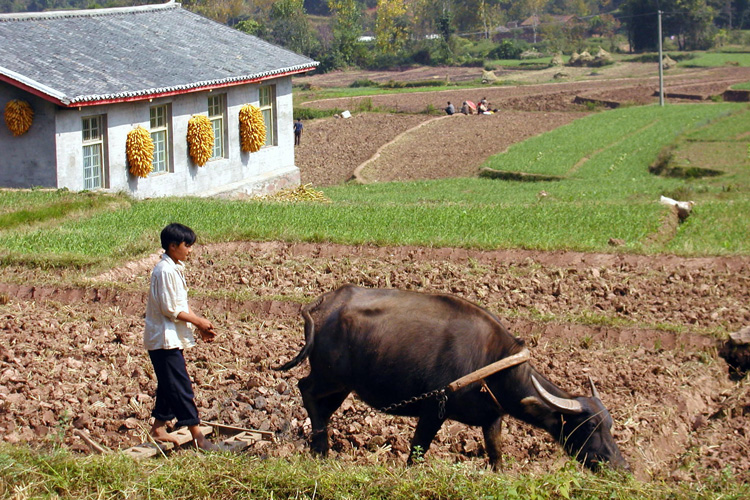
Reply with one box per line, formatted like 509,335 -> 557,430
74,422 -> 274,459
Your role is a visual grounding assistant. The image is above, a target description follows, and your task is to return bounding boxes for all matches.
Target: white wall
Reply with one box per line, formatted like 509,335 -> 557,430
52,76 -> 299,198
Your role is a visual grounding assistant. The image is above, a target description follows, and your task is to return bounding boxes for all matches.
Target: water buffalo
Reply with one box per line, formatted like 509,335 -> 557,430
277,284 -> 629,471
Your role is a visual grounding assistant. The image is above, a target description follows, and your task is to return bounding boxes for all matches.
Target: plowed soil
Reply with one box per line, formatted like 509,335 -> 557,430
0,242 -> 748,482
1,64 -> 749,484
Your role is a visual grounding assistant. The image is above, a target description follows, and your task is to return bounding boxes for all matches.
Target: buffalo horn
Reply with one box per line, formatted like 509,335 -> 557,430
531,375 -> 583,414
587,376 -> 601,400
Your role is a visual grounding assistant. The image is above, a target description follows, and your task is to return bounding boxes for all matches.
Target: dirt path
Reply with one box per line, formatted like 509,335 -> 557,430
296,113 -> 432,186
356,110 -> 583,183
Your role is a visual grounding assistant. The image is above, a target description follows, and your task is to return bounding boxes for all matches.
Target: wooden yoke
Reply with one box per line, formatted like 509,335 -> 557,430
447,348 -> 530,393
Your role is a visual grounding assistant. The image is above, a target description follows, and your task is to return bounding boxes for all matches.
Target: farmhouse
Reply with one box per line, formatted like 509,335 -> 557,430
0,1 -> 318,198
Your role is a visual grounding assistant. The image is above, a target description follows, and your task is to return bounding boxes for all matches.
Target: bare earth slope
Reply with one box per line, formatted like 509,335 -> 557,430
357,111 -> 582,183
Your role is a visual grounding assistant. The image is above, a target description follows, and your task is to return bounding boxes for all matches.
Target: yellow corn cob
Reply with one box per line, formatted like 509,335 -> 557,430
126,126 -> 154,178
4,99 -> 34,136
239,104 -> 266,153
187,115 -> 214,166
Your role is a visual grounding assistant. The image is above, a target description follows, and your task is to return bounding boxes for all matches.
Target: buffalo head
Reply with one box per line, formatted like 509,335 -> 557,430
531,375 -> 630,472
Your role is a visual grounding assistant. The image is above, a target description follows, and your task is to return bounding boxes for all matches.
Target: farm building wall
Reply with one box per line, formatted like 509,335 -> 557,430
0,76 -> 297,197
0,82 -> 58,188
53,76 -> 298,199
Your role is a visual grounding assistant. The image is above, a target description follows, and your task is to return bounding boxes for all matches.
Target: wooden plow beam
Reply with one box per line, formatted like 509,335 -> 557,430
115,422 -> 274,460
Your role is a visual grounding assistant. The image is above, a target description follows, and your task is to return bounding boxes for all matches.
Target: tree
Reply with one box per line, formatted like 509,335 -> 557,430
589,13 -> 621,37
667,0 -> 716,50
235,18 -> 268,38
621,0 -> 660,51
328,0 -> 363,65
623,0 -> 717,51
436,7 -> 454,44
521,0 -> 551,44
182,0 -> 245,25
375,0 -> 410,53
268,0 -> 320,56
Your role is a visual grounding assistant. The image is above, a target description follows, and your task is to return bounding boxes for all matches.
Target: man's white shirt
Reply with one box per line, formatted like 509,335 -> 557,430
144,253 -> 196,350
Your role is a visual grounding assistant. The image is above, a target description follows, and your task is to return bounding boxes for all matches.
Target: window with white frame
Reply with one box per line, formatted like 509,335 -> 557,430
208,94 -> 226,159
259,85 -> 276,147
82,115 -> 106,190
150,104 -> 171,173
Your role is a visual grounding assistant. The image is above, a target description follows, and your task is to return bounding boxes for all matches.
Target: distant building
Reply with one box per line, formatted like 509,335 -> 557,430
0,1 -> 318,198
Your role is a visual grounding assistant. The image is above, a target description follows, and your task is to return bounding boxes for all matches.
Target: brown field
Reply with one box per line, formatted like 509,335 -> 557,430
1,63 -> 748,483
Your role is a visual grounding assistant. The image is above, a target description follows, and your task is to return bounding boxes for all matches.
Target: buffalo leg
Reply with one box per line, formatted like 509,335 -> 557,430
299,375 -> 350,456
482,416 -> 504,470
407,412 -> 445,465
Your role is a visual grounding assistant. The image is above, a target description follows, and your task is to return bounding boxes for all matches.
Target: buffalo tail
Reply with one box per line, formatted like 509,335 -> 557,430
273,297 -> 319,371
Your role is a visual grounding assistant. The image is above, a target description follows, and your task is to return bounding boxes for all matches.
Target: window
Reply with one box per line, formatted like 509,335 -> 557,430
82,115 -> 106,190
208,94 -> 226,159
150,104 -> 171,173
259,85 -> 276,146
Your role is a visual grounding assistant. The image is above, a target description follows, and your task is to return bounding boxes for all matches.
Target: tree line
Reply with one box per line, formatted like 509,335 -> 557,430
3,0 -> 749,70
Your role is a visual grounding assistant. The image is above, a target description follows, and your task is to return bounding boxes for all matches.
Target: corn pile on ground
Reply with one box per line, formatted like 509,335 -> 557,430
256,183 -> 330,203
4,99 -> 33,136
187,115 -> 214,166
239,104 -> 266,153
126,126 -> 154,178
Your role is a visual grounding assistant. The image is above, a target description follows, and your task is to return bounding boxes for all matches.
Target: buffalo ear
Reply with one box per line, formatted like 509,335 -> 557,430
520,396 -> 548,418
588,376 -> 602,400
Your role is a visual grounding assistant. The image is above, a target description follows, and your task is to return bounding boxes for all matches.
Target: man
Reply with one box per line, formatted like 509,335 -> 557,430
293,119 -> 303,145
445,102 -> 455,115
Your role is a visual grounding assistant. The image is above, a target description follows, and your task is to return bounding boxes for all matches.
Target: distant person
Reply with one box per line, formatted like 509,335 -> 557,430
144,223 -> 220,451
293,119 -> 303,145
460,101 -> 471,115
477,97 -> 490,115
445,101 -> 455,115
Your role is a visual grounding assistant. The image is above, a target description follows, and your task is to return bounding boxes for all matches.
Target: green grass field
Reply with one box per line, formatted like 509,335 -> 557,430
1,445 -> 746,500
1,103 -> 748,270
679,51 -> 750,67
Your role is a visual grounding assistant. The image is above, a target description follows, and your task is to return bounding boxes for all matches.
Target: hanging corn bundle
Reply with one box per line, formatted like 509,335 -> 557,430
186,114 -> 214,166
126,126 -> 154,178
4,99 -> 34,136
239,104 -> 266,153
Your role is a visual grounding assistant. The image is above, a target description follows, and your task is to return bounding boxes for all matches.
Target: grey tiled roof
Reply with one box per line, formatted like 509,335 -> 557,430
0,2 -> 318,106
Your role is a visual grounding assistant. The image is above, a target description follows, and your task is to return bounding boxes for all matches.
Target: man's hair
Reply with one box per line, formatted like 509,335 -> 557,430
160,223 -> 197,251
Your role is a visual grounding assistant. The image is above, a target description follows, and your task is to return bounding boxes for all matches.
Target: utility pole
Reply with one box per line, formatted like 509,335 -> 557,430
658,10 -> 664,106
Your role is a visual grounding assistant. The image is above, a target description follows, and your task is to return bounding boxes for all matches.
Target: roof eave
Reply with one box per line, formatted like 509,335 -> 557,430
0,66 -> 70,106
1,62 -> 318,108
68,63 -> 319,108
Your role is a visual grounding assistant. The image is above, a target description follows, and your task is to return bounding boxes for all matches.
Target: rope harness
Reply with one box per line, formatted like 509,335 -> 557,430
379,348 -> 530,419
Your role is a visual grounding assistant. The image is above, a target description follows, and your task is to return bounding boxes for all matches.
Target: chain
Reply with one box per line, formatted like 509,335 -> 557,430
379,387 -> 448,417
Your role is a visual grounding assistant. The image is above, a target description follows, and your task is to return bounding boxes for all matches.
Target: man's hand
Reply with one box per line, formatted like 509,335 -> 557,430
199,327 -> 216,343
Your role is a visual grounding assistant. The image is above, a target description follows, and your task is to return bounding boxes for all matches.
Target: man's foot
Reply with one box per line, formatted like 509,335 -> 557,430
194,436 -> 224,451
150,424 -> 180,447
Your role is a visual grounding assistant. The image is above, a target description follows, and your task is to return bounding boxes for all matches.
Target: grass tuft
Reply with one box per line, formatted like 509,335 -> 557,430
1,444 -> 747,500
